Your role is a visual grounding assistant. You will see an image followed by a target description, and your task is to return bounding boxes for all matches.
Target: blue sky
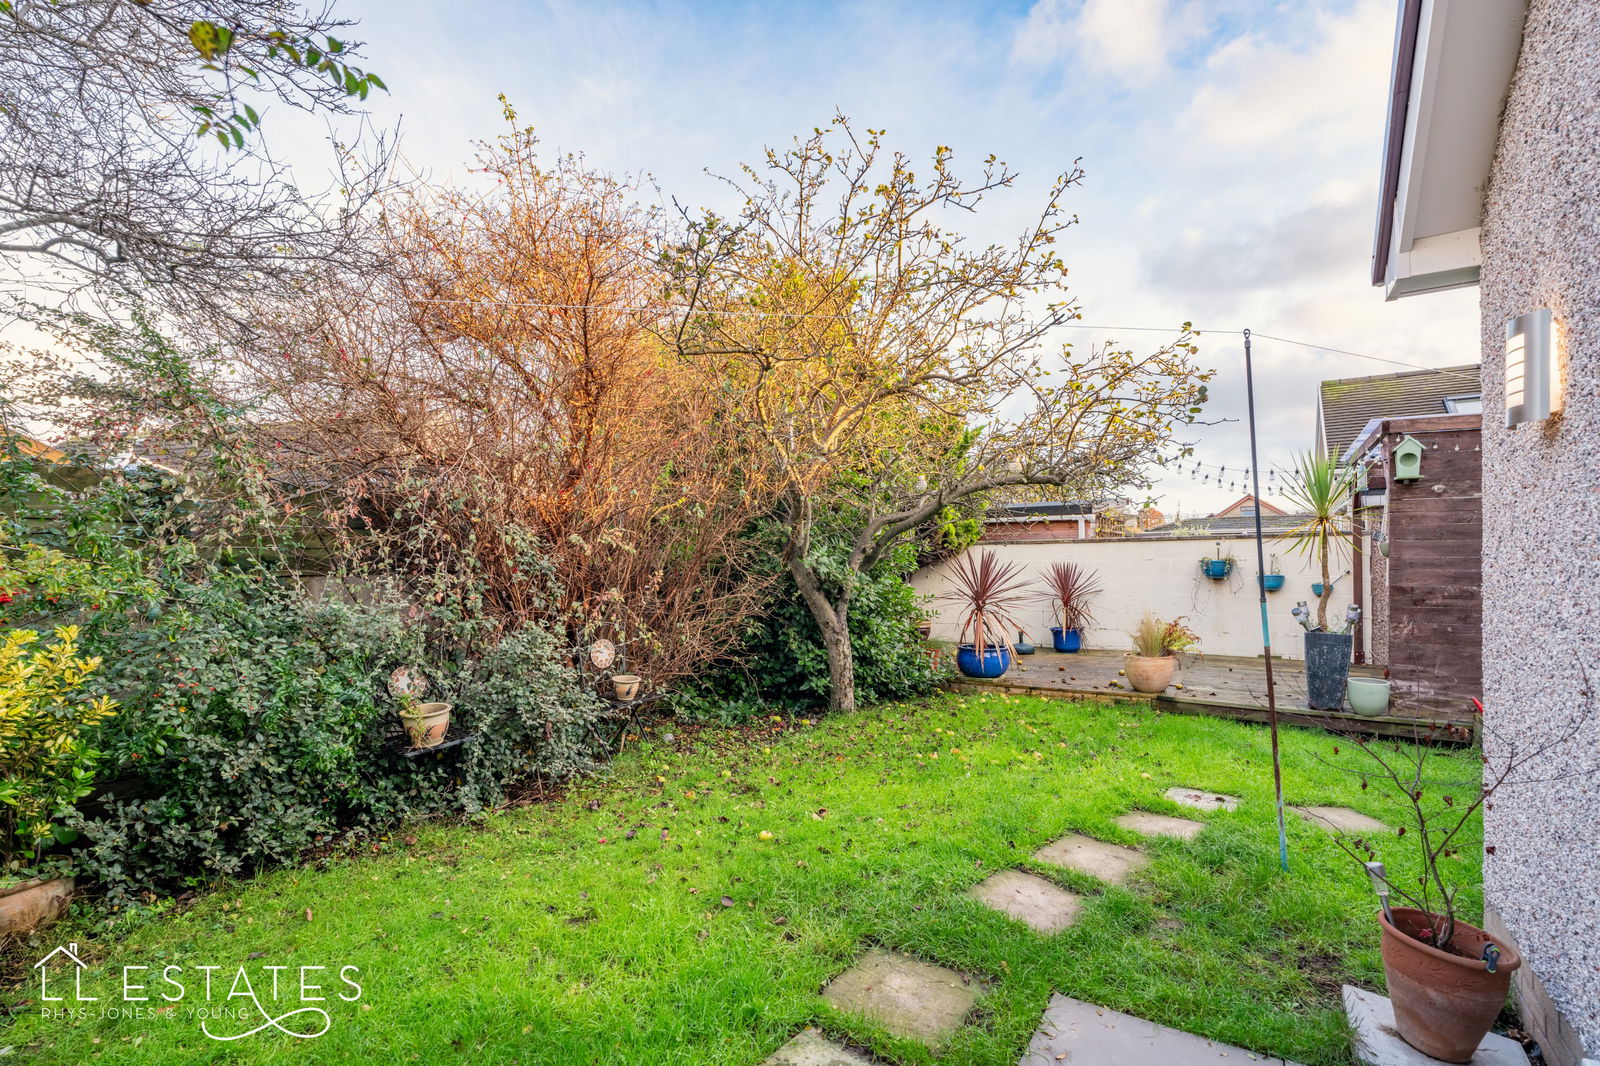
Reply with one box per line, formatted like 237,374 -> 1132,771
310,0 -> 1480,515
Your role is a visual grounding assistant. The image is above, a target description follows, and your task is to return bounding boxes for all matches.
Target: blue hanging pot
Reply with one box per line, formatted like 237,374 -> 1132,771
1260,574 -> 1286,592
1201,558 -> 1233,580
1312,581 -> 1333,597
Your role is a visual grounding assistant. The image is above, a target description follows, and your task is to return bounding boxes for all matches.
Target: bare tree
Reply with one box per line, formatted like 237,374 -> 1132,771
667,116 -> 1213,711
0,0 -> 392,318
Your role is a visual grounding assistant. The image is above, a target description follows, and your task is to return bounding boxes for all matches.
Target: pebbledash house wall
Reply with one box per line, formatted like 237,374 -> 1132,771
1477,2 -> 1600,1062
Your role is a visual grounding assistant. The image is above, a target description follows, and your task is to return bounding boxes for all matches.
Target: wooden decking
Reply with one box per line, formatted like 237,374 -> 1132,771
949,649 -> 1473,742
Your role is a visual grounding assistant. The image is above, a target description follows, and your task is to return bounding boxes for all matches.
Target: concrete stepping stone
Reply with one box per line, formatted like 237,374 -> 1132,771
820,949 -> 980,1046
761,1027 -> 874,1066
1342,985 -> 1525,1066
1019,994 -> 1307,1066
1165,787 -> 1240,812
1114,811 -> 1205,840
1294,806 -> 1388,834
969,869 -> 1083,933
1033,833 -> 1147,884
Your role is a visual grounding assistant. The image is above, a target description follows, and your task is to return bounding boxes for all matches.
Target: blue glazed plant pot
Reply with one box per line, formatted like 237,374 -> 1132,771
1260,574 -> 1286,592
1202,559 -> 1233,580
1049,626 -> 1083,653
956,643 -> 1012,679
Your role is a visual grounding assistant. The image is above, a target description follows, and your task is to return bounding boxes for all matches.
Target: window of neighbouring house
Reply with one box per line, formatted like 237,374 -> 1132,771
1443,394 -> 1482,414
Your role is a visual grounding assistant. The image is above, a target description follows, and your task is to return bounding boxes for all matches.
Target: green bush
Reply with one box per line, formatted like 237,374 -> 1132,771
64,564 -> 604,906
679,542 -> 946,718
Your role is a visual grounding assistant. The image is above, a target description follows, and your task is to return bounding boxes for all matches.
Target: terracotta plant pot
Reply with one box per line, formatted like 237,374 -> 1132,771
1125,655 -> 1176,693
1379,907 -> 1520,1063
611,674 -> 642,701
399,701 -> 452,748
0,876 -> 74,933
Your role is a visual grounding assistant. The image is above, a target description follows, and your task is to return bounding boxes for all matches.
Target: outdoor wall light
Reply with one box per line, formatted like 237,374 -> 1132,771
1505,308 -> 1559,427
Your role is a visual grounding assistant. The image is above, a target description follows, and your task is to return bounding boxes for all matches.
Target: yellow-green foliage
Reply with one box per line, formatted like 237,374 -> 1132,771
0,625 -> 117,871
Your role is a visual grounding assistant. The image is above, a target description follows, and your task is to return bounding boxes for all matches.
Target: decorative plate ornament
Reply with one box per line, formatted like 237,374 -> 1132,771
388,666 -> 428,699
588,638 -> 617,670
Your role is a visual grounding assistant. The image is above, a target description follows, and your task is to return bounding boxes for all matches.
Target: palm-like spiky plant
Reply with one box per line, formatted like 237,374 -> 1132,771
940,549 -> 1031,652
1038,562 -> 1103,633
1281,450 -> 1360,629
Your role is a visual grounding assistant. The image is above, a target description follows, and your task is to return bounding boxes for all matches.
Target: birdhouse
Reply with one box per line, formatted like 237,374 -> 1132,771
1392,436 -> 1424,482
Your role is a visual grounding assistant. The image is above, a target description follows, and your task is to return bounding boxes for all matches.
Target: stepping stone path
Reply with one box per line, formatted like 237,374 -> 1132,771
1019,994 -> 1307,1066
1294,806 -> 1389,834
1033,833 -> 1147,884
1114,811 -> 1205,839
969,869 -> 1082,933
760,1028 -> 874,1066
1342,985 -> 1525,1066
820,949 -> 982,1046
1164,787 -> 1241,812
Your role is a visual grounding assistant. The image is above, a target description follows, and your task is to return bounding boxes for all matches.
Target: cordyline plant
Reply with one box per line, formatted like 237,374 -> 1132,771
1038,561 -> 1102,633
1316,694 -> 1600,952
1281,449 -> 1359,630
938,549 -> 1030,653
666,114 -> 1213,711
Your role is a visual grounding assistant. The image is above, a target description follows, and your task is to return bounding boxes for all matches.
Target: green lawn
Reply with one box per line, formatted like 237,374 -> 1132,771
5,692 -> 1481,1065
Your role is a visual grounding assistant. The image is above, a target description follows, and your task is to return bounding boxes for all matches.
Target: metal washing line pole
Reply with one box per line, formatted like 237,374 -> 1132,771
1243,327 -> 1290,872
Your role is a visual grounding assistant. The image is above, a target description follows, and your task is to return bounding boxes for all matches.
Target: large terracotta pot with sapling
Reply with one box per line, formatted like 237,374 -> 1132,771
1331,700 -> 1539,1063
1125,613 -> 1197,693
938,550 -> 1030,680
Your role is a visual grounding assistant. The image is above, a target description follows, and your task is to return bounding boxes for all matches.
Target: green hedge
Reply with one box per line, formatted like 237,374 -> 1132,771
675,542 -> 947,720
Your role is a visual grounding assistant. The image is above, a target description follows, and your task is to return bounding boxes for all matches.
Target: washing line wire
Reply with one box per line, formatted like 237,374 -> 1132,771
401,294 -> 1477,381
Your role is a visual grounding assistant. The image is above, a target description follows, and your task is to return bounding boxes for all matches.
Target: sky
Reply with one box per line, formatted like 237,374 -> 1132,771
288,0 -> 1482,517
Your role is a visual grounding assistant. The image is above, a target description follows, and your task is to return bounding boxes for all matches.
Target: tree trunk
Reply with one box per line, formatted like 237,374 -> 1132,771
1317,529 -> 1332,630
787,554 -> 856,713
818,607 -> 856,713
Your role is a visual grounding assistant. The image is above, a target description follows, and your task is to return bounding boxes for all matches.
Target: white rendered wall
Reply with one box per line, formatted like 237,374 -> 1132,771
910,535 -> 1354,660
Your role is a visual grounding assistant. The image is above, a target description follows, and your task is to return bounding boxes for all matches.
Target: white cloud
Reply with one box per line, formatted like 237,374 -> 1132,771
1182,0 -> 1394,149
1013,0 -> 1177,84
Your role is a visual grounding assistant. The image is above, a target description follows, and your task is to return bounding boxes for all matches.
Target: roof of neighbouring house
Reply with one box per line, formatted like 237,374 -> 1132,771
983,501 -> 1094,522
1141,513 -> 1308,537
1210,494 -> 1286,519
1318,363 -> 1482,459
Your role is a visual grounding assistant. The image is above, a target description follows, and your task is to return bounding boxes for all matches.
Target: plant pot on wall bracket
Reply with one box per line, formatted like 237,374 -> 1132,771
956,643 -> 1011,679
1201,558 -> 1233,580
398,702 -> 453,748
1312,581 -> 1334,597
1260,574 -> 1285,592
1049,626 -> 1083,653
1303,631 -> 1353,710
